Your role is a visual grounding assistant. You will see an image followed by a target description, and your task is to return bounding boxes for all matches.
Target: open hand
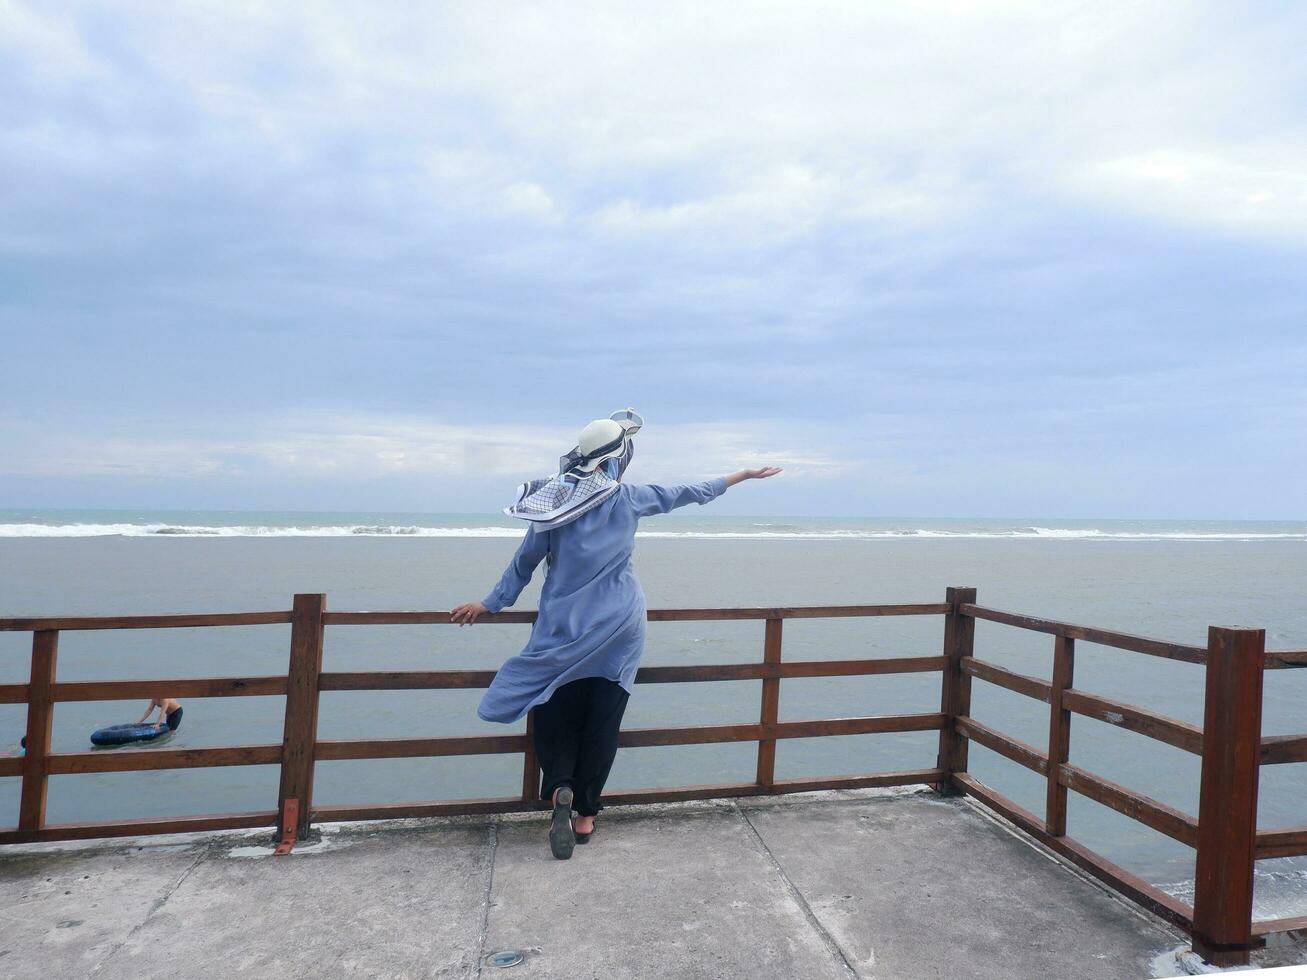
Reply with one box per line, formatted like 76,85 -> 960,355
450,601 -> 488,625
726,466 -> 783,487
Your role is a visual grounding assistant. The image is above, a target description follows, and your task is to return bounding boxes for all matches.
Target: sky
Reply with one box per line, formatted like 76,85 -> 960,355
1,2 -> 1304,518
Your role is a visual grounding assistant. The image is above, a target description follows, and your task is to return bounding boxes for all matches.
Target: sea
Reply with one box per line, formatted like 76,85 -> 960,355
2,509 -> 1305,918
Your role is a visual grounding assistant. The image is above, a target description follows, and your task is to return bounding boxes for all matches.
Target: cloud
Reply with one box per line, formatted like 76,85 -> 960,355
0,412 -> 850,484
0,2 -> 1304,516
1075,149 -> 1307,240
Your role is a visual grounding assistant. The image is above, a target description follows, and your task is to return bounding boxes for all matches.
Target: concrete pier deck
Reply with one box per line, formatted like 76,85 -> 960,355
0,787 -> 1294,978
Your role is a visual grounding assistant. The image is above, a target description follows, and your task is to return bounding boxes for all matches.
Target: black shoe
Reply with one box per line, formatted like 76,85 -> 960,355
549,787 -> 575,860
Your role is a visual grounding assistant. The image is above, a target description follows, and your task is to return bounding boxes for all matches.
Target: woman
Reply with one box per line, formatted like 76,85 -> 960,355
451,410 -> 780,859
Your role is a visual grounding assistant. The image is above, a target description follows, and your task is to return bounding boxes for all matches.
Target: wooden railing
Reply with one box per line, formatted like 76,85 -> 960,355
1,589 -> 1303,967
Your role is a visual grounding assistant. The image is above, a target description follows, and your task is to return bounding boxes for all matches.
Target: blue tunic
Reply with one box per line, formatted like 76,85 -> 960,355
477,473 -> 729,723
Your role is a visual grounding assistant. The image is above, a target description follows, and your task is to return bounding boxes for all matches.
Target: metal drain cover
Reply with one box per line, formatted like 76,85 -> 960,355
484,950 -> 524,969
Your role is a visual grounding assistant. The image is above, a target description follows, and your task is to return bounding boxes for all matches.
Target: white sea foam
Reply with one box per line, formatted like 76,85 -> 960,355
0,522 -> 1304,541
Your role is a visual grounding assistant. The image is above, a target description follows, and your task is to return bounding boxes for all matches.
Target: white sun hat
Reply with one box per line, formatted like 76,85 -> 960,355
558,408 -> 643,477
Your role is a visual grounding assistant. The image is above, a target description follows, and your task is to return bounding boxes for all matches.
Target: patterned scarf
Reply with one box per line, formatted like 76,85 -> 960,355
503,443 -> 634,530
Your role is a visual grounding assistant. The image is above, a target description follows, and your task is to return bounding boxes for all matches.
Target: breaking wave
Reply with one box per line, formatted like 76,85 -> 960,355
1,523 -> 1304,541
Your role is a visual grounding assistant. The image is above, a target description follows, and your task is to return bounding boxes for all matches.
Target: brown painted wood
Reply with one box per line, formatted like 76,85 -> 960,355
0,683 -> 28,704
317,734 -> 530,760
19,631 -> 58,832
1253,915 -> 1307,937
53,676 -> 288,701
1255,826 -> 1307,860
755,618 -> 783,788
1058,762 -> 1199,846
624,714 -> 947,747
314,714 -> 945,761
521,709 -> 539,802
46,745 -> 282,775
642,656 -> 948,682
962,657 -> 1052,703
960,604 -> 1208,664
1063,689 -> 1204,755
952,773 -> 1194,933
318,657 -> 948,692
0,757 -> 22,777
768,656 -> 948,677
320,670 -> 497,691
1193,626 -> 1266,966
277,593 -> 326,838
1046,636 -> 1075,836
770,768 -> 946,794
955,716 -> 1049,775
1264,650 -> 1307,669
0,810 -> 278,845
321,604 -> 949,626
314,796 -> 542,821
1259,734 -> 1307,765
935,587 -> 977,790
323,610 -> 538,625
0,611 -> 291,631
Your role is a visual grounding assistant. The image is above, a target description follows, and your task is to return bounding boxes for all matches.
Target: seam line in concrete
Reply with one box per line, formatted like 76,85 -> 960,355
473,817 -> 500,980
90,842 -> 214,976
734,802 -> 861,980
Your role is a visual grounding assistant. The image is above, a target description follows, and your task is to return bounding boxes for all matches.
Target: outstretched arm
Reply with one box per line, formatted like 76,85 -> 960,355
627,467 -> 782,518
451,524 -> 550,624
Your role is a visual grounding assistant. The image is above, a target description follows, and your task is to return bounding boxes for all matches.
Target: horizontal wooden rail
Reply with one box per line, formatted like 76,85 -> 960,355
52,676 -> 288,701
1062,689 -> 1203,755
321,604 -> 950,626
318,734 -> 528,760
952,773 -> 1194,932
1260,734 -> 1307,766
319,657 -> 949,693
1254,915 -> 1307,937
961,604 -> 1207,664
640,656 -> 949,681
310,768 -> 947,823
955,716 -> 1049,775
0,683 -> 27,704
1255,826 -> 1307,860
43,745 -> 283,775
1265,650 -> 1307,670
320,670 -> 497,691
1058,763 -> 1199,847
316,713 -> 947,761
0,611 -> 292,631
962,657 -> 1052,702
0,810 -> 278,846
0,757 -> 21,777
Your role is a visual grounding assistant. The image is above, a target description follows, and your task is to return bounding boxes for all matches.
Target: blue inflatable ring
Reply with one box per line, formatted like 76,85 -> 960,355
90,723 -> 170,746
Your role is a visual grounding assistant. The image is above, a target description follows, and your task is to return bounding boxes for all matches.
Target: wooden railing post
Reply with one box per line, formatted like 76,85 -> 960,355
755,616 -> 783,790
936,587 -> 977,794
1192,626 -> 1265,966
19,630 -> 58,834
1045,635 -> 1075,835
522,709 -> 539,803
278,593 -> 326,841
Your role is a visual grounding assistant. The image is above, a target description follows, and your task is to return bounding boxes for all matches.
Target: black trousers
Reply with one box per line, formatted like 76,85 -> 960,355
533,676 -> 630,817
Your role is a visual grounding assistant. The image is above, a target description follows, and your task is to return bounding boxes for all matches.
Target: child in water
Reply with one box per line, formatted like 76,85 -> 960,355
137,697 -> 183,732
